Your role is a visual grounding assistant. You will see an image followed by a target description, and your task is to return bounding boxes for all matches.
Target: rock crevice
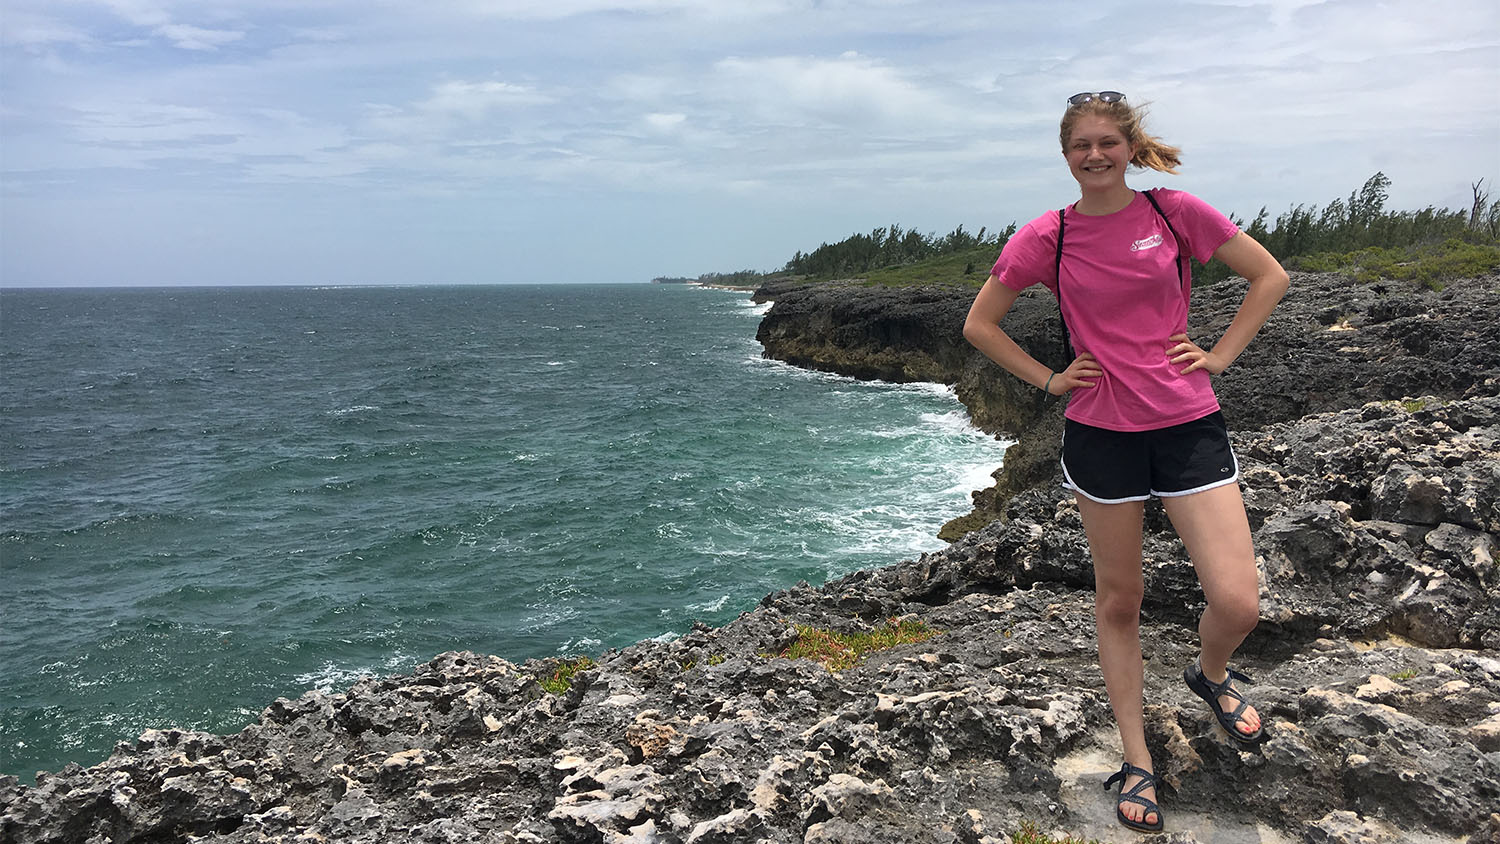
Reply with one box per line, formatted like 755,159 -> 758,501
4,274 -> 1498,843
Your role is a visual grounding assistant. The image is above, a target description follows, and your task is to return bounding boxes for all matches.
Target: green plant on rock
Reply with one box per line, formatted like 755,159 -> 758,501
539,656 -> 596,695
1008,820 -> 1102,844
768,618 -> 938,672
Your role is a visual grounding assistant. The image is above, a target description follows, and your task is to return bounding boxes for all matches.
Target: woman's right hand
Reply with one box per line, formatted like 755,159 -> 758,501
1047,352 -> 1102,395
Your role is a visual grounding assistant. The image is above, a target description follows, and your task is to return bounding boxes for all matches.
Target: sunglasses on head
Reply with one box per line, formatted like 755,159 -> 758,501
1067,91 -> 1126,106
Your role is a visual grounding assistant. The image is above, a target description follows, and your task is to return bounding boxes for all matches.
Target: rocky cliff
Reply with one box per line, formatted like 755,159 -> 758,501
3,273 -> 1498,844
756,272 -> 1500,538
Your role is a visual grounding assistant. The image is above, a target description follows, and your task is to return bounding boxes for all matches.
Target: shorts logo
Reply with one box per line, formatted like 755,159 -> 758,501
1130,234 -> 1164,252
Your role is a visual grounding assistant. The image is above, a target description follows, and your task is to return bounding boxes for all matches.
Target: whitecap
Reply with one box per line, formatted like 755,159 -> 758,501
917,409 -> 986,436
687,594 -> 732,613
294,661 -> 375,692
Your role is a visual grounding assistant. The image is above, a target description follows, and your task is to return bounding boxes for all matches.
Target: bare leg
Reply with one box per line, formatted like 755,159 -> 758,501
1076,495 -> 1158,826
1163,483 -> 1263,736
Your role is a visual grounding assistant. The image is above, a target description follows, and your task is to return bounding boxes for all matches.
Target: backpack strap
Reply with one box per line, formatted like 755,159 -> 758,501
1054,208 -> 1070,366
1053,191 -> 1186,370
1142,188 -> 1187,294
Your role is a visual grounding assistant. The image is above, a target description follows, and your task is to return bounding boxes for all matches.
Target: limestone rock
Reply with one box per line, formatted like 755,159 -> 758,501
3,273 -> 1498,843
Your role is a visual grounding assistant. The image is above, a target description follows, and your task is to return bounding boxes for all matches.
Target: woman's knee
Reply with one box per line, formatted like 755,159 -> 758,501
1208,594 -> 1260,635
1095,586 -> 1145,628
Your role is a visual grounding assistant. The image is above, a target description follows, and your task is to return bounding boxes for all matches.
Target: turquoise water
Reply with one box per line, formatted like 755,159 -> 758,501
0,283 -> 1007,779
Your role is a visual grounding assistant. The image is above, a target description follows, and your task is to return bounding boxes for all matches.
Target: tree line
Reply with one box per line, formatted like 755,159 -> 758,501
776,173 -> 1499,283
781,222 -> 1018,277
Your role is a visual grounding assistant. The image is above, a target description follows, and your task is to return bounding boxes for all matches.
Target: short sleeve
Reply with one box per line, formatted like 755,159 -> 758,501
991,213 -> 1060,294
1155,190 -> 1240,264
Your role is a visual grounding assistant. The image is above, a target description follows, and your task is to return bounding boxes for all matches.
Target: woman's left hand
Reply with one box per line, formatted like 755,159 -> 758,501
1167,333 -> 1229,375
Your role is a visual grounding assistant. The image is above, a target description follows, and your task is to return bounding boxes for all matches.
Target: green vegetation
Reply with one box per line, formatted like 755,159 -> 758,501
1390,668 -> 1420,682
1007,821 -> 1102,844
723,173 -> 1499,290
538,655 -> 597,695
652,269 -> 770,287
784,223 -> 1016,280
767,618 -> 938,672
1163,173 -> 1496,286
680,653 -> 727,672
855,244 -> 1001,289
1282,239 -> 1500,291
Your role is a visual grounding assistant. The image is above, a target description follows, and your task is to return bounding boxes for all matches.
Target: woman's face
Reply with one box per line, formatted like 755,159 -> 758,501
1064,114 -> 1133,190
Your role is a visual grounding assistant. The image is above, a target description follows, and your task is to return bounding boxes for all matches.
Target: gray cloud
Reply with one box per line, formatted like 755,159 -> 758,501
2,0 -> 1497,286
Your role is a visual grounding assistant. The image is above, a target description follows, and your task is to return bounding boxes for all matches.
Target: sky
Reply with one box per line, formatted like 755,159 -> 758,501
2,0 -> 1498,287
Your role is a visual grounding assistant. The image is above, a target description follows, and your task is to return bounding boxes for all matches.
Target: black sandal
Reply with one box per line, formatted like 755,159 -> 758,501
1103,762 -> 1164,833
1184,659 -> 1265,744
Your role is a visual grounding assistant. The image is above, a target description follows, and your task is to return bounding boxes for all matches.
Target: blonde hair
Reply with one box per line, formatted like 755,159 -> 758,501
1060,98 -> 1182,174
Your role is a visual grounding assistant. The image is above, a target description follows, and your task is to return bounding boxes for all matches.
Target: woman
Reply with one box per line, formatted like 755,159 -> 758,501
963,91 -> 1289,833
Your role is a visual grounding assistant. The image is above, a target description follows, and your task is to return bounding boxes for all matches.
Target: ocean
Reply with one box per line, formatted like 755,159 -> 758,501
0,283 -> 1008,781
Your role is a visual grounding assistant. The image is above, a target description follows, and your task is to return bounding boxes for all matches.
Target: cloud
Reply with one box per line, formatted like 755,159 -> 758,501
2,0 -> 1496,286
0,11 -> 96,50
154,23 -> 245,51
452,0 -> 797,21
643,112 -> 687,133
423,80 -> 552,119
710,53 -> 960,131
95,0 -> 172,28
359,78 -> 555,147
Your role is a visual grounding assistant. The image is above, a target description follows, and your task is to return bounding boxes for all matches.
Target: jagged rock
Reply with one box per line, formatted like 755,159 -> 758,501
756,272 -> 1500,534
3,275 -> 1498,844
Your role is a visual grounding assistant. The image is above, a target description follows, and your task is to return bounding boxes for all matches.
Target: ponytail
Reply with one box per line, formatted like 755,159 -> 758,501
1131,134 -> 1182,174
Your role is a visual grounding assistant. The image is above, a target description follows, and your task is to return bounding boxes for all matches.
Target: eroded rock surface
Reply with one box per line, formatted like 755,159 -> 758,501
4,273 -> 1498,844
757,272 -> 1500,535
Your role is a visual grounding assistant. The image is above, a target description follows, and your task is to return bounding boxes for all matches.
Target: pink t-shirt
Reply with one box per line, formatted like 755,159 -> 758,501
992,189 -> 1240,432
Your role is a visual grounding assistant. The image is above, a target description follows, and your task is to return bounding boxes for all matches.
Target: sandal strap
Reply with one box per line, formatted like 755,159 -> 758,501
1102,762 -> 1157,792
1205,665 -> 1253,693
1206,667 -> 1255,723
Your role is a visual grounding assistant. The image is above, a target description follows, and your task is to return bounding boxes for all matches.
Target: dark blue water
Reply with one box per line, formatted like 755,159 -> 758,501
0,283 -> 1007,779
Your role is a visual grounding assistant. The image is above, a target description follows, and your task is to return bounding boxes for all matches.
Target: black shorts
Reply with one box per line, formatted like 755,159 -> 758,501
1060,410 -> 1238,504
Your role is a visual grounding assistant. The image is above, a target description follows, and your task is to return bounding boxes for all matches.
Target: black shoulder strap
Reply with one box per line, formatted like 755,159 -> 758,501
1055,207 -> 1066,279
1142,189 -> 1187,293
1054,208 -> 1070,365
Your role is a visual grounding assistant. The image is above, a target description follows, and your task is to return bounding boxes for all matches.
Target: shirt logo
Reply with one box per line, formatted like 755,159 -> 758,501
1130,234 -> 1164,252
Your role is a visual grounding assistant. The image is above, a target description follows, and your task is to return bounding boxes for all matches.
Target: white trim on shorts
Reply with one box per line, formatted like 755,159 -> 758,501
1151,448 -> 1240,498
1059,440 -> 1241,504
1059,453 -> 1152,504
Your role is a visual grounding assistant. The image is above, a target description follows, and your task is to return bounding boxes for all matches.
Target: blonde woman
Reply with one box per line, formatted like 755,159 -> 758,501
963,91 -> 1289,833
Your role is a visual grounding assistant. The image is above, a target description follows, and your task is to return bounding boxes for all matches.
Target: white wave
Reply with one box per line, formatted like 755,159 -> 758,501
557,637 -> 602,653
889,381 -> 956,398
294,661 -> 375,692
945,461 -> 1001,496
330,405 -> 378,416
918,409 -> 995,437
687,594 -> 732,613
519,605 -> 581,632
